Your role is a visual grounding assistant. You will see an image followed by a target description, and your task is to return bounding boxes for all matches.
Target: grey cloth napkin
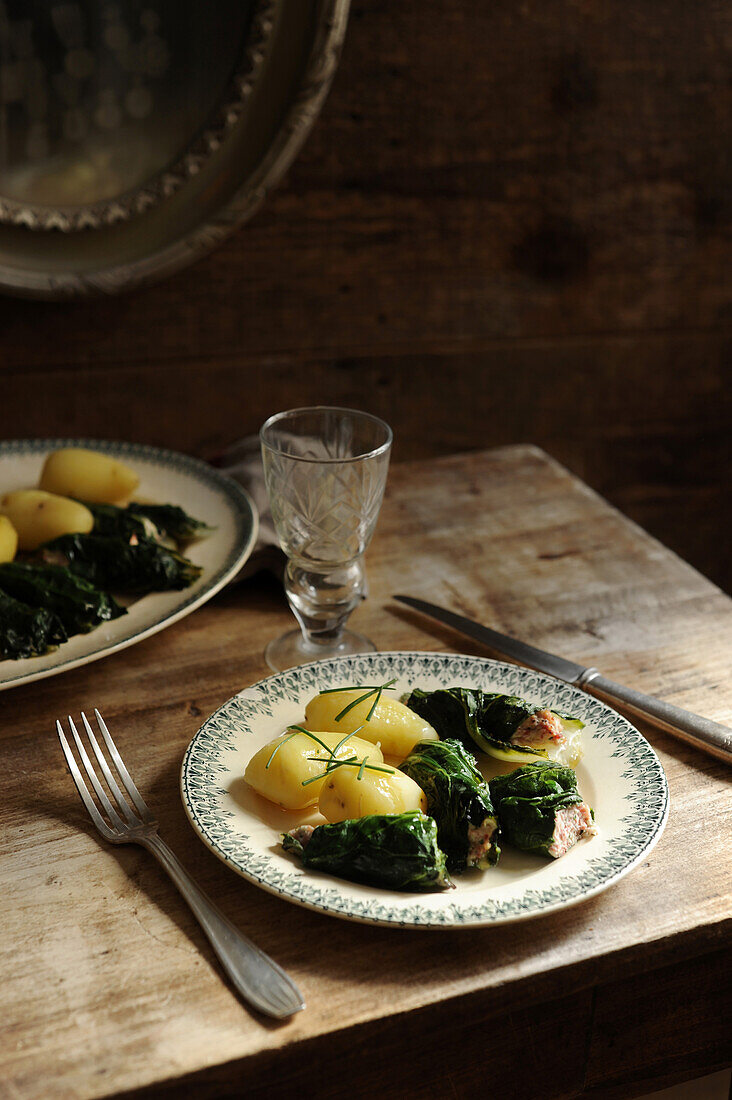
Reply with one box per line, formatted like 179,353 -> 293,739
210,437 -> 285,581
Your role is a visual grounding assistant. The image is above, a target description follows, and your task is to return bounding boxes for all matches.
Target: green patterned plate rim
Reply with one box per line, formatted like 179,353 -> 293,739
181,651 -> 670,929
0,438 -> 258,691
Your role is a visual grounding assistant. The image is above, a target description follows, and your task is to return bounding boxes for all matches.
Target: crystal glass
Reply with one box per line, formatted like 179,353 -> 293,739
260,407 -> 392,672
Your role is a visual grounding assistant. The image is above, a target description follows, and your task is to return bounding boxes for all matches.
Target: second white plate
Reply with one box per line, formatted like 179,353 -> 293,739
0,439 -> 258,691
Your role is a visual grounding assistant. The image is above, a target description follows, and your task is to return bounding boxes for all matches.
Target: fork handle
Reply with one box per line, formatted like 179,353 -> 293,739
140,833 -> 305,1019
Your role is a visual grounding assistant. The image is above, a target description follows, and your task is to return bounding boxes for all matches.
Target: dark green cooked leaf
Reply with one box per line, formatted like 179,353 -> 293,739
406,687 -> 540,757
406,687 -> 585,759
489,762 -> 587,858
0,561 -> 125,635
127,503 -> 214,541
399,739 -> 500,871
0,591 -> 67,659
282,812 -> 453,892
40,533 -> 202,594
84,502 -> 151,541
489,760 -> 580,803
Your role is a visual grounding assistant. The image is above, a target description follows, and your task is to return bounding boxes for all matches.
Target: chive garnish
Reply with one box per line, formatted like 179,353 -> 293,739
264,730 -> 297,770
267,679 -> 398,784
300,754 -> 356,786
330,729 -> 362,759
300,756 -> 394,786
264,725 -> 334,770
286,725 -> 333,752
333,688 -> 379,722
318,678 -> 398,723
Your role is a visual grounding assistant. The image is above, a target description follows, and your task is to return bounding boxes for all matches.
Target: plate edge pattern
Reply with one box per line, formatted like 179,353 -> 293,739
181,652 -> 670,929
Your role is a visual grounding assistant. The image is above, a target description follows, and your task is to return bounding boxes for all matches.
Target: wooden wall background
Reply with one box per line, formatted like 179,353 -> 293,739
0,1 -> 729,589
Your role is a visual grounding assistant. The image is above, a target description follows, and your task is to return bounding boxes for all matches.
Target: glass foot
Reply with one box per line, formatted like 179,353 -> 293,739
264,628 -> 376,673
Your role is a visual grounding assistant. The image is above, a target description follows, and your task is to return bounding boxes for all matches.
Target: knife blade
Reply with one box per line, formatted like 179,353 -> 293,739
393,594 -> 732,764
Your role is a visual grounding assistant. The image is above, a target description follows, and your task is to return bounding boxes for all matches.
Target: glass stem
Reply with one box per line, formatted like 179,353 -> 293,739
284,558 -> 366,649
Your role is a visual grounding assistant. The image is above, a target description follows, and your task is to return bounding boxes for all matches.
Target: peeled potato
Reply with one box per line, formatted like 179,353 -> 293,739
40,448 -> 139,504
245,729 -> 384,811
0,490 -> 93,551
318,762 -> 427,823
304,689 -> 438,759
0,515 -> 18,562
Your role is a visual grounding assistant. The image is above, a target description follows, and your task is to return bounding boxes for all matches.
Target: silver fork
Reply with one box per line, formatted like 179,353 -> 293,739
56,709 -> 305,1020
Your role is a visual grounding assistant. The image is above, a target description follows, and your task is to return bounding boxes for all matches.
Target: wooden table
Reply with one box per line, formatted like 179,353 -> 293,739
1,447 -> 730,1100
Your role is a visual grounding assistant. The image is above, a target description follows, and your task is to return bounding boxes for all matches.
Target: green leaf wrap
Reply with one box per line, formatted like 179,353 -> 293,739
406,687 -> 540,756
84,502 -> 151,541
282,811 -> 453,892
489,762 -> 585,857
41,533 -> 202,594
406,688 -> 584,758
0,562 -> 125,635
0,590 -> 67,659
399,739 -> 500,870
126,503 -> 213,541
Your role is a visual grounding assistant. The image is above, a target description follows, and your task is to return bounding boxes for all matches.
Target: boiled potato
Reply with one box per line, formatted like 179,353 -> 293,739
0,515 -> 18,562
40,448 -> 139,503
304,689 -> 438,759
0,490 -> 93,551
319,763 -> 426,823
245,729 -> 384,811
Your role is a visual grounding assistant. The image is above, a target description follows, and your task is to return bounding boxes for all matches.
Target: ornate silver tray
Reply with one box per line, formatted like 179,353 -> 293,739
0,0 -> 349,296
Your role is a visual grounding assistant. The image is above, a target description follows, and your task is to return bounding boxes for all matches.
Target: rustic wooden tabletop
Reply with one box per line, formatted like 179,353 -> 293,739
1,446 -> 730,1100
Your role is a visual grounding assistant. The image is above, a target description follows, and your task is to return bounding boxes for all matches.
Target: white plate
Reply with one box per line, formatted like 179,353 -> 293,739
0,439 -> 258,691
181,652 -> 669,928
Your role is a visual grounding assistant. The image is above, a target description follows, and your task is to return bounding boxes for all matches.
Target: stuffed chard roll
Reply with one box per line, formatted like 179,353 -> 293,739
405,687 -> 584,768
282,811 -> 453,892
84,502 -> 158,543
124,502 -> 214,542
399,739 -> 499,871
39,532 -> 201,594
489,761 -> 596,859
85,501 -> 213,545
0,590 -> 67,659
0,562 -> 125,635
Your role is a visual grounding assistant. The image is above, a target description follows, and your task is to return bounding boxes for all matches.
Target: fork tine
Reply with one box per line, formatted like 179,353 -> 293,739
57,721 -> 116,840
80,712 -> 140,826
93,709 -> 153,822
67,716 -> 129,830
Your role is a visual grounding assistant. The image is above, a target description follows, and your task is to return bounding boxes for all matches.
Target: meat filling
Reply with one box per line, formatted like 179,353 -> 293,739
511,708 -> 565,749
39,547 -> 69,568
547,801 -> 596,858
467,820 -> 497,867
288,824 -> 315,849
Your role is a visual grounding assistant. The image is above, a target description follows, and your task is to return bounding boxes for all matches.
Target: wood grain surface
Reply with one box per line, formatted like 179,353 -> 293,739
0,0 -> 729,588
0,447 -> 730,1100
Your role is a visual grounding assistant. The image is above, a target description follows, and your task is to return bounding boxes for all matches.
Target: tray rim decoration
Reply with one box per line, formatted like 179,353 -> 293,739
0,437 -> 258,691
0,1 -> 277,233
0,0 -> 351,297
181,651 -> 670,929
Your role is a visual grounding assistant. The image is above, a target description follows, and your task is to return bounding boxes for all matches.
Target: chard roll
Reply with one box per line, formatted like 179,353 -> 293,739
399,738 -> 499,871
0,590 -> 67,659
405,687 -> 584,768
84,502 -> 157,542
39,532 -> 202,594
0,561 -> 125,635
124,502 -> 214,542
282,811 -> 453,892
489,761 -> 596,859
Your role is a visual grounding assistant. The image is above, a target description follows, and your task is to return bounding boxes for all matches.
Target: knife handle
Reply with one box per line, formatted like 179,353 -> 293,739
581,672 -> 732,764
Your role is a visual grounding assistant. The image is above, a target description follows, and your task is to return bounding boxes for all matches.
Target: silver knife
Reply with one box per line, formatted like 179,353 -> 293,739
393,594 -> 732,764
